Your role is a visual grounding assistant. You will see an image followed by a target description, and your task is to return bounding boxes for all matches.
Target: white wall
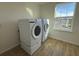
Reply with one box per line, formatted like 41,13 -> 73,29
0,2 -> 40,54
40,2 -> 79,45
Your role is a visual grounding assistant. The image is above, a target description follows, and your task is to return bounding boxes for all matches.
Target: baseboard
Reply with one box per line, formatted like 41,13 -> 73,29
0,43 -> 19,54
48,34 -> 79,46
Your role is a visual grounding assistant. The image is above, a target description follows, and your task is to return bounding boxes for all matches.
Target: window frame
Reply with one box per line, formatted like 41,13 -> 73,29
53,2 -> 77,32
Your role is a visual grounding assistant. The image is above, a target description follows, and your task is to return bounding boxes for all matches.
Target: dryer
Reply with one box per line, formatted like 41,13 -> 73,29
18,19 -> 42,55
42,19 -> 49,42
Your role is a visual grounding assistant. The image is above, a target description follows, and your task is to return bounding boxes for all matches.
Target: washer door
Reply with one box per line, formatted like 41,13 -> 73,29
32,24 -> 41,39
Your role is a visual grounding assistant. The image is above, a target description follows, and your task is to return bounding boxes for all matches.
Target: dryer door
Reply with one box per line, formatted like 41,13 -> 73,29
32,24 -> 41,39
44,24 -> 49,32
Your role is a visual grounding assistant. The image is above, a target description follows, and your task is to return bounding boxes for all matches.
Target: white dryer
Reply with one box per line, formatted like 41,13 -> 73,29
42,19 -> 49,42
18,19 -> 42,55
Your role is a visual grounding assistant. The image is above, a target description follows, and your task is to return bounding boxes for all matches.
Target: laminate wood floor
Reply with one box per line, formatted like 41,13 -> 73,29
0,37 -> 79,56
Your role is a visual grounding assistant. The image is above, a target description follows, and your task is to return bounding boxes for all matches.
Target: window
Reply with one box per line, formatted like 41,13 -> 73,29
53,3 -> 76,32
54,2 -> 76,17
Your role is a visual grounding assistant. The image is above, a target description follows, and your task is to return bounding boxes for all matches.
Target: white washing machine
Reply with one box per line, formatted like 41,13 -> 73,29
42,19 -> 49,42
18,19 -> 42,55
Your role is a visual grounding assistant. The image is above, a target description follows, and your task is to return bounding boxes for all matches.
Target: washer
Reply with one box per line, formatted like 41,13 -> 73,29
42,19 -> 49,42
18,19 -> 42,55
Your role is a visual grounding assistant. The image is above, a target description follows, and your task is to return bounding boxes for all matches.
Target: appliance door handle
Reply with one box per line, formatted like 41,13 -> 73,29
29,21 -> 35,23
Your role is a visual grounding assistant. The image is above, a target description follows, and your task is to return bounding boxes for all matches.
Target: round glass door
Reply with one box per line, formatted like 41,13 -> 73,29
32,24 -> 41,39
34,26 -> 41,36
44,24 -> 48,32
